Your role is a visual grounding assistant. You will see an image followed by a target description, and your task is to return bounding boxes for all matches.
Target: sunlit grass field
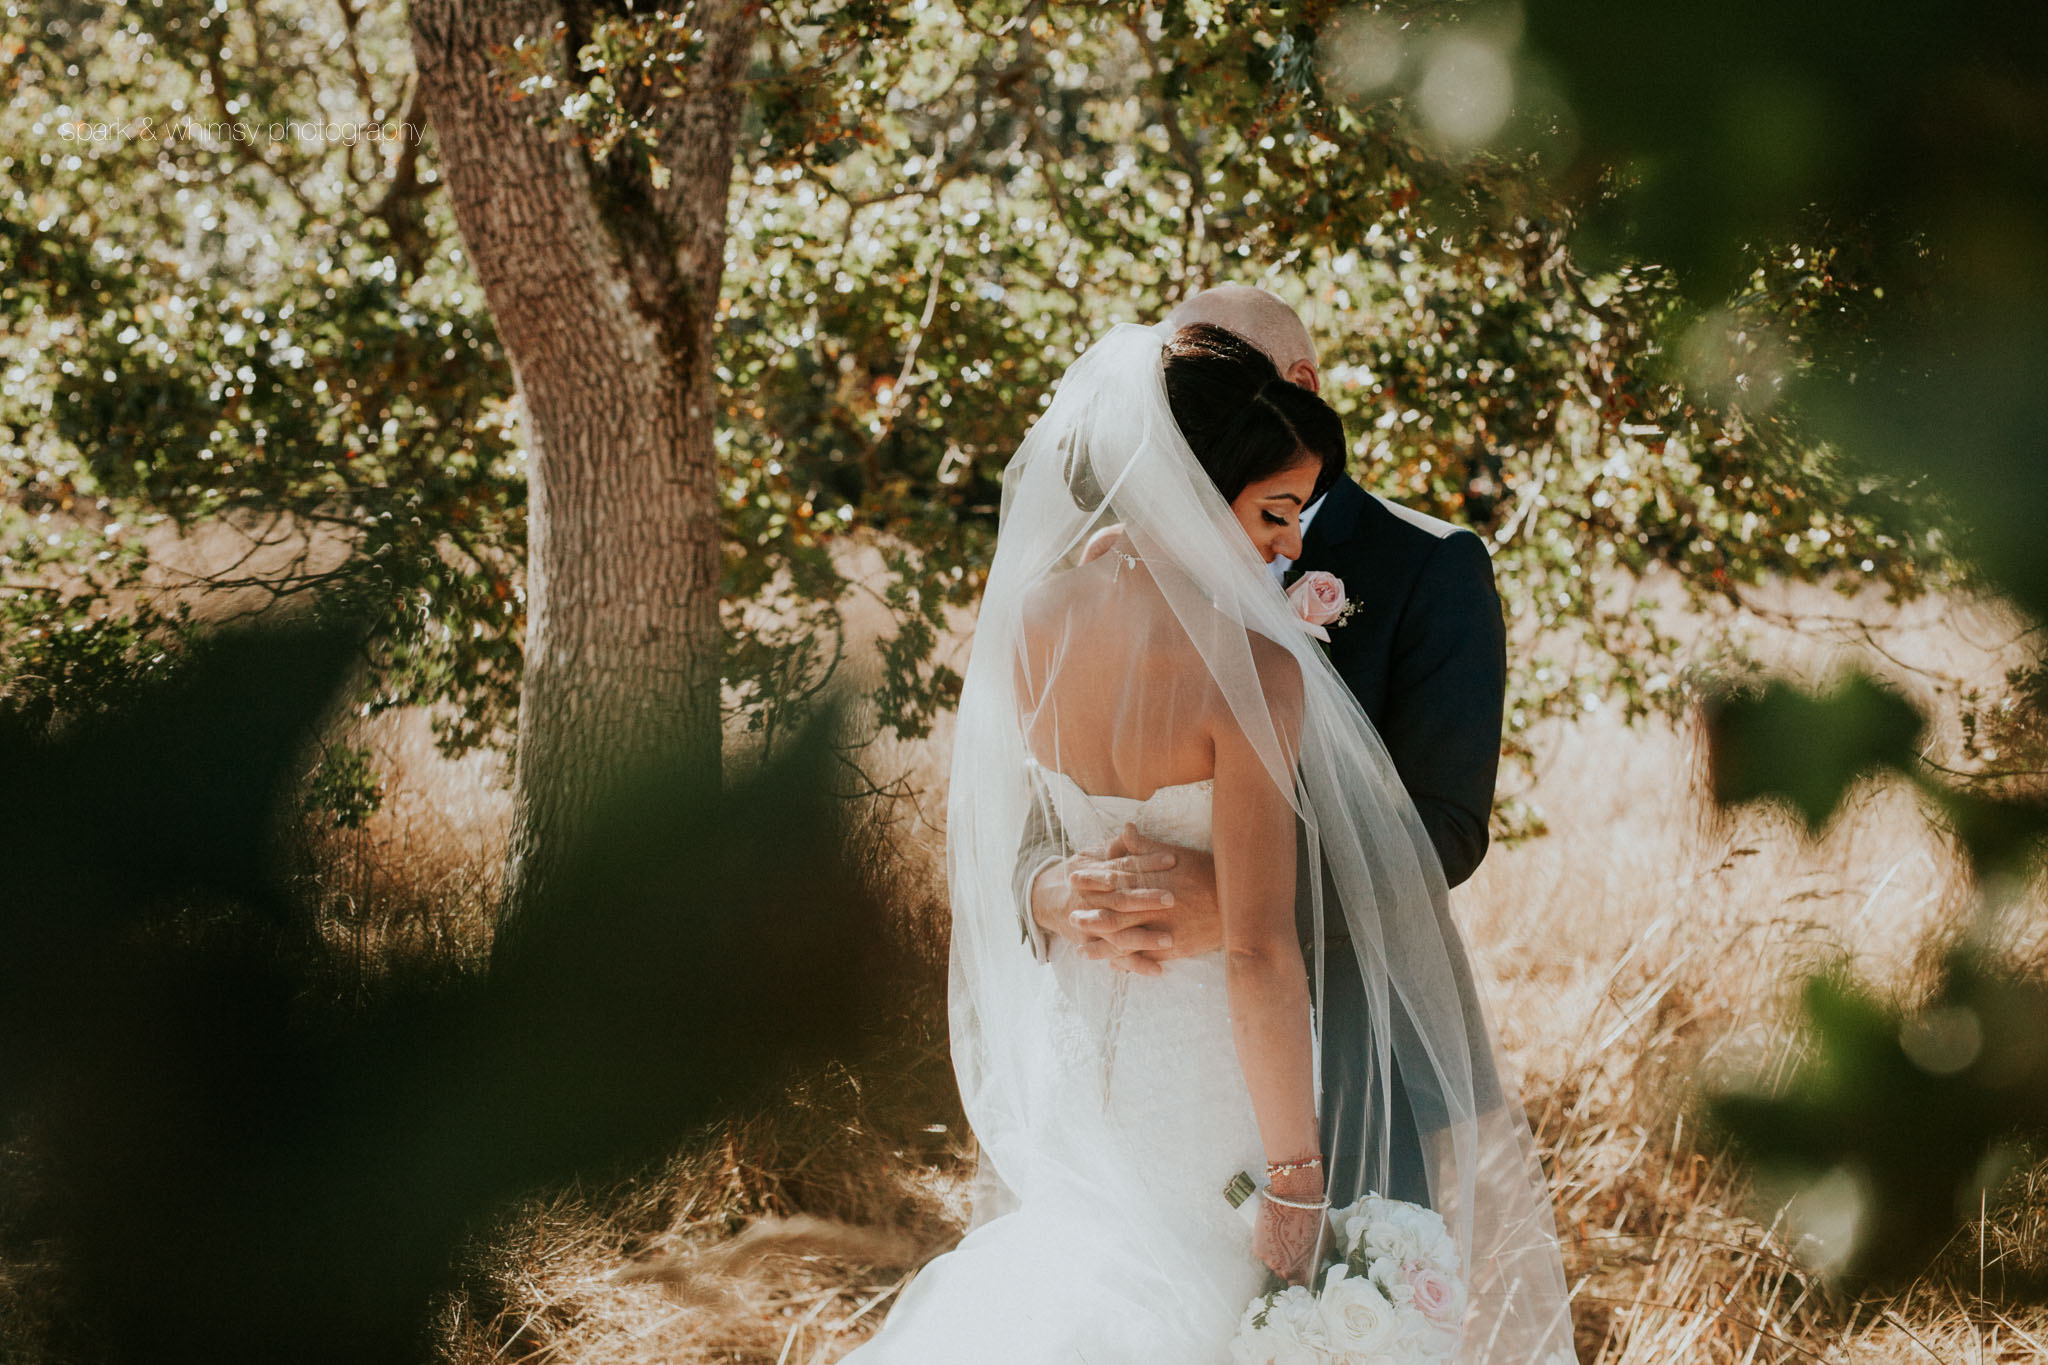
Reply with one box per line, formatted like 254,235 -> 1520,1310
10,565 -> 2040,1364
349,569 -> 2047,1364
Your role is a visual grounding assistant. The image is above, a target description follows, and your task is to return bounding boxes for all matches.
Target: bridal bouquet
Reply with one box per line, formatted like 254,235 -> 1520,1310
1228,1194 -> 1466,1365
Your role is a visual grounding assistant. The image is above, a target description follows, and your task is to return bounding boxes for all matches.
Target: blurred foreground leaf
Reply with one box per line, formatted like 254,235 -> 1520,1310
0,619 -> 895,1364
1703,675 -> 1923,833
1709,955 -> 2048,1286
1930,785 -> 2048,889
1704,667 -> 2047,1288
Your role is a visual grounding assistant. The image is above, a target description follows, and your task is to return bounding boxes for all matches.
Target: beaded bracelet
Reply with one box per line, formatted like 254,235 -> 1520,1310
1260,1189 -> 1331,1212
1266,1156 -> 1324,1176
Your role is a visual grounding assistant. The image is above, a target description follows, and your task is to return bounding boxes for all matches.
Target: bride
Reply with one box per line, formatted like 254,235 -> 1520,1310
842,321 -> 1575,1363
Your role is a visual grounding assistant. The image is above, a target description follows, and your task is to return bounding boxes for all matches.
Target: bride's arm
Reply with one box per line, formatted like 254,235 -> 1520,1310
1209,654 -> 1321,1278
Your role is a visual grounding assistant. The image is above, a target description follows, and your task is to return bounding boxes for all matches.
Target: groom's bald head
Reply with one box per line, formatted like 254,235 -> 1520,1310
1164,285 -> 1320,393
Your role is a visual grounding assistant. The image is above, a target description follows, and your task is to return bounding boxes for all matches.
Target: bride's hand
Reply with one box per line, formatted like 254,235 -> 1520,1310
1254,1167 -> 1326,1285
1079,824 -> 1223,974
1254,1200 -> 1324,1285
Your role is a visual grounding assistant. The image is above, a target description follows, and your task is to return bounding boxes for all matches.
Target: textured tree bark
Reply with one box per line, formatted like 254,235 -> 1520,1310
408,0 -> 755,941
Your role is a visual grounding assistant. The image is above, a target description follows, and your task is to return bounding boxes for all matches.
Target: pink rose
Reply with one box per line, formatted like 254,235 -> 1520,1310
1286,570 -> 1346,641
1405,1263 -> 1467,1333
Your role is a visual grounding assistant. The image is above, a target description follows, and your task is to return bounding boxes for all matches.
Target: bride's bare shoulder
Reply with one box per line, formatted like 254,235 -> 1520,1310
1248,629 -> 1307,724
1019,565 -> 1086,633
1016,563 -> 1118,665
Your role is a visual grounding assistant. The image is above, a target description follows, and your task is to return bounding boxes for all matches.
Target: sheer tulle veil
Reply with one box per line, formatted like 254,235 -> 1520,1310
944,322 -> 1576,1362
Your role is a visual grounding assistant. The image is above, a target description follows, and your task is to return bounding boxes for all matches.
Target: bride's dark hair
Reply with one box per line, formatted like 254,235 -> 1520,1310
1162,322 -> 1346,504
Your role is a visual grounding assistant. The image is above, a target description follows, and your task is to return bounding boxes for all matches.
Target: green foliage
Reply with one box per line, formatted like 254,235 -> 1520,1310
868,546 -> 965,743
496,7 -> 713,172
1519,0 -> 2048,1290
1524,0 -> 2048,622
0,577 -> 197,733
0,0 -> 1958,820
306,741 -> 384,829
1962,662 -> 2048,784
2,0 -> 525,755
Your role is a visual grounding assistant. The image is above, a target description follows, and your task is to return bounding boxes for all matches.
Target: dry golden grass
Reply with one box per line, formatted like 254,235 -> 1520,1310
289,703 -> 511,985
1462,580 -> 2048,1364
197,575 -> 2048,1363
1472,704 -> 2043,1365
421,579 -> 2045,1364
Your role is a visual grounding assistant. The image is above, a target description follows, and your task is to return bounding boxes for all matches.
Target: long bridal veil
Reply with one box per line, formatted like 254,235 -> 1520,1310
944,322 -> 1576,1362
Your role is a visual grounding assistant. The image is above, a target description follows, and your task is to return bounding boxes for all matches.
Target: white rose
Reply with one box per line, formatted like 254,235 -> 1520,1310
1392,1204 -> 1459,1271
1365,1253 -> 1403,1294
1359,1219 -> 1423,1265
1318,1266 -> 1402,1356
1228,1286 -> 1327,1365
1344,1196 -> 1414,1259
1351,1198 -> 1459,1272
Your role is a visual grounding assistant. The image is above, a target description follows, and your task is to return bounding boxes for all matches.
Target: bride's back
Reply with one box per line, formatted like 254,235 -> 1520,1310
1015,550 -> 1292,800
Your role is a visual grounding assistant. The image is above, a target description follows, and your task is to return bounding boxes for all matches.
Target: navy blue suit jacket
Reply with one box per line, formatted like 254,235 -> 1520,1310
1284,474 -> 1506,890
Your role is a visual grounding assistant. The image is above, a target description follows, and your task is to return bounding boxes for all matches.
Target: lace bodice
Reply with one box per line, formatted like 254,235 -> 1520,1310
1028,756 -> 1215,855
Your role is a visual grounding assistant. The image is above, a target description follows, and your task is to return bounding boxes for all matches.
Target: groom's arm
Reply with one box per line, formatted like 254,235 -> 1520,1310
1013,786 -> 1065,962
1378,530 -> 1507,889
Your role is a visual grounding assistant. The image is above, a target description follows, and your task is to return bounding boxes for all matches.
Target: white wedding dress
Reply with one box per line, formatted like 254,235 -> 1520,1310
842,760 -> 1269,1365
846,322 -> 1577,1364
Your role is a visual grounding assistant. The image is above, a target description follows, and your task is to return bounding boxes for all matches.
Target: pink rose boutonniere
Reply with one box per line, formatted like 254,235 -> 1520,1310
1286,570 -> 1357,642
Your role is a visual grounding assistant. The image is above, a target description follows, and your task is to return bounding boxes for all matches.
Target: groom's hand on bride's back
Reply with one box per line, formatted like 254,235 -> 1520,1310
1028,822 -> 1222,974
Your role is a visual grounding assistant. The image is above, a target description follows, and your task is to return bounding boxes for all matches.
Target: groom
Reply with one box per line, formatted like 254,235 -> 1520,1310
1015,284 -> 1509,1211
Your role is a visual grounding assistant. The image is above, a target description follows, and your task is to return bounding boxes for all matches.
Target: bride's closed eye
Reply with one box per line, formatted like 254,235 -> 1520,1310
1261,511 -> 1291,527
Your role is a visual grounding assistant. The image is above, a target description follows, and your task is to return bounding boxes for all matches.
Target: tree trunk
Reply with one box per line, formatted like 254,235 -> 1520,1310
407,0 -> 755,939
